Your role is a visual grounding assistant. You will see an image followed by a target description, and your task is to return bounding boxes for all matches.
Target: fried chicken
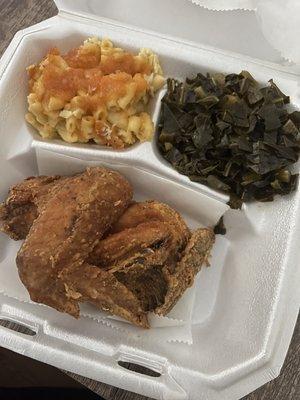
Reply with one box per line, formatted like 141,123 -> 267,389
89,201 -> 214,315
90,201 -> 190,266
0,175 -> 63,240
0,169 -> 215,328
156,228 -> 215,315
15,167 -> 146,326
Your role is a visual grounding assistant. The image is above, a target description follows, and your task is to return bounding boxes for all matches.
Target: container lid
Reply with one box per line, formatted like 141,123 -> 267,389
189,0 -> 255,10
189,0 -> 300,65
53,0 -> 281,64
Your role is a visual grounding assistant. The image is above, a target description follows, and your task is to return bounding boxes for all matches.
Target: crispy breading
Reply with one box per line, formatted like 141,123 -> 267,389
156,228 -> 215,315
0,175 -> 62,240
89,221 -> 172,268
90,203 -> 215,316
62,263 -> 148,328
1,170 -> 215,328
89,202 -> 191,312
16,168 -> 138,322
110,201 -> 191,247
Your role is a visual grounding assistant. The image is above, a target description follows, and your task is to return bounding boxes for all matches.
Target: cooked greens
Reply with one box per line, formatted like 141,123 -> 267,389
157,72 -> 300,208
214,217 -> 226,235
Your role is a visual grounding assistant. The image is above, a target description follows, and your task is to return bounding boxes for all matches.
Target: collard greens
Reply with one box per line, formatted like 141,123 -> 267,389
157,72 -> 300,208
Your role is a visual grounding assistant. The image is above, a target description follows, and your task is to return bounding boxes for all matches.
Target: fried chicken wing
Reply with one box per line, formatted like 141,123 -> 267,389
110,201 -> 191,250
62,263 -> 148,327
16,168 -> 139,322
0,175 -> 63,240
90,220 -> 172,311
157,228 -> 215,315
89,221 -> 173,268
1,169 -> 216,328
89,201 -> 214,316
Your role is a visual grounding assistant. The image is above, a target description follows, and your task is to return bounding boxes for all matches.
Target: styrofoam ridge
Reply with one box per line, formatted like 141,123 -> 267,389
167,338 -> 192,345
80,307 -> 186,326
96,316 -> 193,345
81,311 -> 128,333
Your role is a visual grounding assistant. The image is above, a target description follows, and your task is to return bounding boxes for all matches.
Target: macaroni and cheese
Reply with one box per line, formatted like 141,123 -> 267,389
26,37 -> 164,149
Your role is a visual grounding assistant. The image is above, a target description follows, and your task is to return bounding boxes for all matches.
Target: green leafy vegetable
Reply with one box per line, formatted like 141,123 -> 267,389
214,217 -> 226,235
157,71 -> 300,208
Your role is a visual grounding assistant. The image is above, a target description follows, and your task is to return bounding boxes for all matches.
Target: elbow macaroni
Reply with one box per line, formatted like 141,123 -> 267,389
26,37 -> 164,149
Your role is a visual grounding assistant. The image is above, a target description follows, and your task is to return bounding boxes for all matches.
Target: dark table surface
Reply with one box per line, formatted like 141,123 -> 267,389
0,1 -> 299,399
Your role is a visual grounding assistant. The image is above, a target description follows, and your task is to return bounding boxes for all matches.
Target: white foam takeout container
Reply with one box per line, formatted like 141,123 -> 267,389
0,1 -> 300,399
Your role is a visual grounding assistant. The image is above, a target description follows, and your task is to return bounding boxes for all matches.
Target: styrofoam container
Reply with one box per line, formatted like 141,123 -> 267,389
0,1 -> 299,399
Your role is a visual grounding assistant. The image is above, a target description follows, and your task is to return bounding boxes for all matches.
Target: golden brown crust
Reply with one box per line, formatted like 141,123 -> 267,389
61,263 -> 148,328
89,221 -> 172,268
156,228 -> 215,316
16,167 -> 135,321
110,200 -> 191,245
0,175 -> 62,240
89,202 -> 192,313
2,169 -> 215,328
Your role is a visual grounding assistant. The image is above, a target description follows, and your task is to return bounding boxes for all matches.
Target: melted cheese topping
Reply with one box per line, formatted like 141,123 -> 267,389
26,37 -> 164,149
